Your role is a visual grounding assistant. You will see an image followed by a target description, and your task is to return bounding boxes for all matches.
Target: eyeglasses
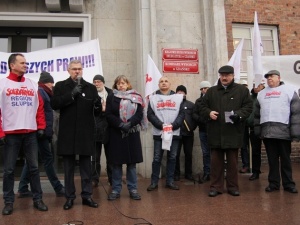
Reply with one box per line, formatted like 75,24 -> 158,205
70,68 -> 82,71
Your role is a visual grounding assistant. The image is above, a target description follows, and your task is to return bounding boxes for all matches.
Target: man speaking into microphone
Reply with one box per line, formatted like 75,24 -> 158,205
51,60 -> 101,210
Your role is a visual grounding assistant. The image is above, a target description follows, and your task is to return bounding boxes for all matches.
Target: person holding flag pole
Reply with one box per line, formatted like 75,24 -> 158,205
248,11 -> 265,178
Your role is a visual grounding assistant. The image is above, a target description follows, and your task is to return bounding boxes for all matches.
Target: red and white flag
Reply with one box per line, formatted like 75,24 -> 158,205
145,54 -> 162,98
253,11 -> 264,87
227,38 -> 244,83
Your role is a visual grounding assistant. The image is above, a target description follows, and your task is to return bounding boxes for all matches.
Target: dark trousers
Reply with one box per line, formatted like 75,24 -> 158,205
151,139 -> 179,185
210,148 -> 239,192
263,138 -> 295,189
249,129 -> 262,173
199,131 -> 210,175
240,127 -> 249,168
18,137 -> 63,193
3,133 -> 43,203
175,136 -> 194,177
91,142 -> 112,183
63,155 -> 92,200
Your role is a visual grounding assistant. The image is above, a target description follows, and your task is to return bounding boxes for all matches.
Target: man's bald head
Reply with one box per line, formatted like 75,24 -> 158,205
158,76 -> 171,93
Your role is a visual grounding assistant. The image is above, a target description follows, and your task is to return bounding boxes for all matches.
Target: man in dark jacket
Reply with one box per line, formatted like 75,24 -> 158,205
193,80 -> 212,183
254,70 -> 300,193
247,83 -> 264,181
147,76 -> 185,191
51,60 -> 101,210
174,85 -> 197,181
199,65 -> 252,197
18,71 -> 65,197
91,74 -> 113,187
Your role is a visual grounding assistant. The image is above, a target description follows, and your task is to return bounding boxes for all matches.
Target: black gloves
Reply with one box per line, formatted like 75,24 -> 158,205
71,85 -> 82,98
119,122 -> 131,132
229,114 -> 241,123
94,96 -> 102,108
0,137 -> 6,146
37,129 -> 45,138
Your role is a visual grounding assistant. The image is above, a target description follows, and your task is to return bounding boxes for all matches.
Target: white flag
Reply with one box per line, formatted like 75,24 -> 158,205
227,38 -> 244,83
145,54 -> 162,98
253,11 -> 264,87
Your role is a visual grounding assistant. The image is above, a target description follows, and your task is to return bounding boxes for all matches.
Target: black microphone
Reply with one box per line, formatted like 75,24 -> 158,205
77,75 -> 82,85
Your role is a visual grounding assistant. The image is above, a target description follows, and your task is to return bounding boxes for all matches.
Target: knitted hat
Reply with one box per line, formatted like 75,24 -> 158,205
93,74 -> 105,83
199,81 -> 211,90
39,71 -> 54,83
176,85 -> 187,94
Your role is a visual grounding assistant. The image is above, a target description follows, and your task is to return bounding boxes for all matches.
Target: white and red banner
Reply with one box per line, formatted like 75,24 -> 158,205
228,38 -> 244,82
145,54 -> 162,98
247,55 -> 300,92
252,11 -> 264,87
0,39 -> 103,83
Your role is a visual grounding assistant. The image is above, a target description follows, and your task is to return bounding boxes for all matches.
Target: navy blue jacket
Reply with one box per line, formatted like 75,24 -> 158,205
38,87 -> 53,138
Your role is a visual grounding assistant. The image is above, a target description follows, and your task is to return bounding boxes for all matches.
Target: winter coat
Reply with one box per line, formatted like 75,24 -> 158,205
38,87 -> 53,138
106,93 -> 143,165
180,98 -> 197,136
199,80 -> 252,149
245,90 -> 257,128
193,96 -> 208,132
94,86 -> 112,144
254,82 -> 300,141
50,77 -> 99,156
147,90 -> 185,140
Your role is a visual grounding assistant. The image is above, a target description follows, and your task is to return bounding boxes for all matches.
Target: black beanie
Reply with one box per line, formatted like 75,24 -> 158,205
39,71 -> 54,83
176,85 -> 187,94
93,74 -> 105,83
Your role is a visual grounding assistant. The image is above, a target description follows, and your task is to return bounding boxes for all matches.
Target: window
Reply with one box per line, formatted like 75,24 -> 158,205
52,37 -> 80,47
0,38 -> 9,52
0,27 -> 82,52
232,24 -> 279,78
30,38 -> 48,52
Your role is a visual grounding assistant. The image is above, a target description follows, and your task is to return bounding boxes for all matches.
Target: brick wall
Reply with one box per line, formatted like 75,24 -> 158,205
239,142 -> 300,165
224,0 -> 300,162
260,142 -> 300,163
224,0 -> 300,57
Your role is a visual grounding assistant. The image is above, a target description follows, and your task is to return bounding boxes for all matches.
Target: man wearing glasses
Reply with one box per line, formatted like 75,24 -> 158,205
51,60 -> 101,210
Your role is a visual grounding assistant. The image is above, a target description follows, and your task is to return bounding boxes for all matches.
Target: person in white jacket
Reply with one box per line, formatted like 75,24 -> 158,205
254,70 -> 300,194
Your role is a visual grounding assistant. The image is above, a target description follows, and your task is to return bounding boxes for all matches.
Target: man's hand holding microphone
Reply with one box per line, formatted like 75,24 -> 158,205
71,75 -> 83,98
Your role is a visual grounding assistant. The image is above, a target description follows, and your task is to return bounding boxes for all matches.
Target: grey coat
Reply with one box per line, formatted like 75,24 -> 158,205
254,83 -> 300,141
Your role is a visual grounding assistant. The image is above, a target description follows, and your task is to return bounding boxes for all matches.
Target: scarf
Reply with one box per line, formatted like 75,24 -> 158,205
98,88 -> 108,102
38,82 -> 53,96
113,89 -> 148,131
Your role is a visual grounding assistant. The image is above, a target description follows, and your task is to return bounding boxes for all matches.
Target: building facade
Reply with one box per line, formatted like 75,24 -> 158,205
0,0 -> 299,177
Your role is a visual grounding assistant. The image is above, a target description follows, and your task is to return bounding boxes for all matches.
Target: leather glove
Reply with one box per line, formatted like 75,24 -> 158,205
0,137 -> 6,146
71,85 -> 82,97
229,114 -> 240,123
37,129 -> 45,139
94,96 -> 102,108
119,122 -> 131,132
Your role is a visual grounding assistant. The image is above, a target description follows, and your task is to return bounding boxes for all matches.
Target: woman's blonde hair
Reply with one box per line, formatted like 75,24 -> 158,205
112,75 -> 132,90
